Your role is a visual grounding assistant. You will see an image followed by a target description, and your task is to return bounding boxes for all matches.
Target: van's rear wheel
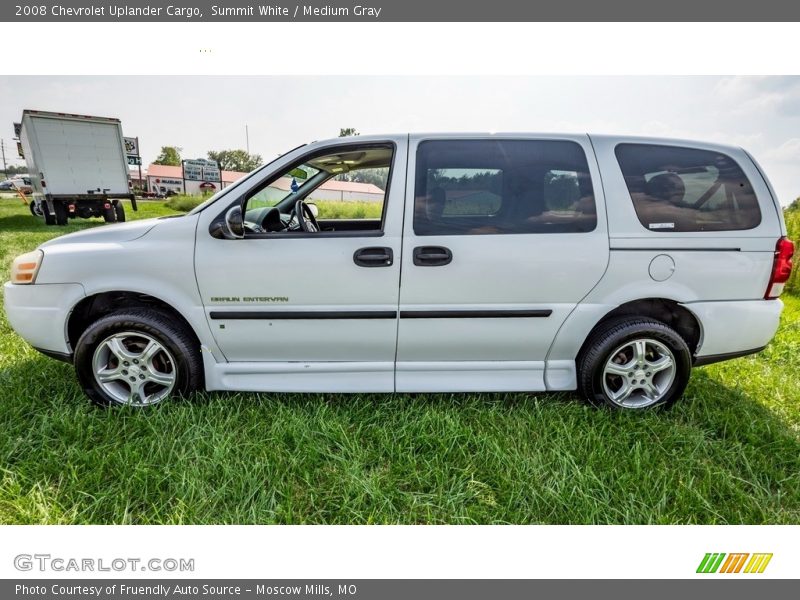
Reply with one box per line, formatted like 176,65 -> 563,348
577,318 -> 691,410
74,309 -> 202,407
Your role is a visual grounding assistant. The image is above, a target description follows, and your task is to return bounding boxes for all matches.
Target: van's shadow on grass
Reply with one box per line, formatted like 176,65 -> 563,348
2,355 -> 799,524
2,353 -> 791,428
2,353 -> 579,413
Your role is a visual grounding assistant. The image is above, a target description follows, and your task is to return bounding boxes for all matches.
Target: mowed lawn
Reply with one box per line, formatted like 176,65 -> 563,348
0,198 -> 799,524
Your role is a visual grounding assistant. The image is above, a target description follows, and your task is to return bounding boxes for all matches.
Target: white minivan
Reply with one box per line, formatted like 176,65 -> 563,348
4,133 -> 795,410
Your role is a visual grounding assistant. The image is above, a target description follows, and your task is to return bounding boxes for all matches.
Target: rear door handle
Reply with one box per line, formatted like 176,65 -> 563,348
413,246 -> 453,266
353,246 -> 394,267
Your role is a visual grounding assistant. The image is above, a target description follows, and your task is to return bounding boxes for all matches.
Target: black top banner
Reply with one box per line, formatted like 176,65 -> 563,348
4,0 -> 800,21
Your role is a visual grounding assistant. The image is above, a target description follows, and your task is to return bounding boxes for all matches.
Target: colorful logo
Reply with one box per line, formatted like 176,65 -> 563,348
696,553 -> 773,574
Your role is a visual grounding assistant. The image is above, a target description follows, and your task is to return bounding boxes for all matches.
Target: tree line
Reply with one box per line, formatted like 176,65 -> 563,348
153,146 -> 263,173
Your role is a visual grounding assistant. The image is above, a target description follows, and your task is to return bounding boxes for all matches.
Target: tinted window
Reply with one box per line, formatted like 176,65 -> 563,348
414,140 -> 596,235
615,143 -> 761,232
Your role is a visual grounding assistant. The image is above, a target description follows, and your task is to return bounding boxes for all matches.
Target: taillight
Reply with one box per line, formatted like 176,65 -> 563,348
765,236 -> 795,299
41,180 -> 46,188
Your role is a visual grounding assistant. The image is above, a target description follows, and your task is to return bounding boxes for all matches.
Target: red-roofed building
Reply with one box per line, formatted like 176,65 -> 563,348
267,176 -> 385,201
146,164 -> 249,196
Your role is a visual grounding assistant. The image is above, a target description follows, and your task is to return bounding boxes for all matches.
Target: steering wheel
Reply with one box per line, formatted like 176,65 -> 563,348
294,199 -> 320,233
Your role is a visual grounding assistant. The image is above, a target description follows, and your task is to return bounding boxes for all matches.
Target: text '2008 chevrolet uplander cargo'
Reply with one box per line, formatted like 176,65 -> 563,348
5,133 -> 795,410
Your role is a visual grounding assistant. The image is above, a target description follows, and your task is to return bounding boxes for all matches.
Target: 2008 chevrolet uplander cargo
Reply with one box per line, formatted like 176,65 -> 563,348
5,134 -> 795,410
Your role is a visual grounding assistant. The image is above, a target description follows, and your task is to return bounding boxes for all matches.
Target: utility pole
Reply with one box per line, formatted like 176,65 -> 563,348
136,137 -> 142,193
245,125 -> 250,154
0,139 -> 7,179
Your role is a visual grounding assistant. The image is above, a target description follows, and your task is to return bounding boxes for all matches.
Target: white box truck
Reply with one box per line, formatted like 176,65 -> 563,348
19,109 -> 137,225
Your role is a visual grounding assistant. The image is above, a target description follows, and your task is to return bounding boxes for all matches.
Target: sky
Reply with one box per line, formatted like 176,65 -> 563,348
1,75 -> 799,205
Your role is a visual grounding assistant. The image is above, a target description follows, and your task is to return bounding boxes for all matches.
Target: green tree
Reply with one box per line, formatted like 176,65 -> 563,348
153,146 -> 182,166
784,201 -> 800,294
339,128 -> 359,137
2,164 -> 29,177
207,149 -> 263,172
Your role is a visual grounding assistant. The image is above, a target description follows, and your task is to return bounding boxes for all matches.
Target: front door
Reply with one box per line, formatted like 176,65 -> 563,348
395,135 -> 609,392
194,137 -> 407,392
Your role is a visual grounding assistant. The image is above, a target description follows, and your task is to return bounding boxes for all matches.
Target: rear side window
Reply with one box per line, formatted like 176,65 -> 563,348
414,139 -> 596,235
615,143 -> 761,232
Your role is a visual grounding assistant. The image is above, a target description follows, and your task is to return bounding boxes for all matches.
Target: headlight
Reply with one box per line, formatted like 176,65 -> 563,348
10,250 -> 44,284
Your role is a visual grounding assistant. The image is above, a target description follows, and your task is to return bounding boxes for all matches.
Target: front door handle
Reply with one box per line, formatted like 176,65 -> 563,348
353,246 -> 393,267
413,246 -> 453,266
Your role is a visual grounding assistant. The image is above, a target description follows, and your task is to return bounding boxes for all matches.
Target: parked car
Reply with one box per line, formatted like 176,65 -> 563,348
0,177 -> 32,193
13,176 -> 33,194
4,133 -> 794,410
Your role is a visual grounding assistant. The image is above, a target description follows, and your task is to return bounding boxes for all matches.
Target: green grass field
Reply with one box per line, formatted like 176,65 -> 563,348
0,198 -> 799,524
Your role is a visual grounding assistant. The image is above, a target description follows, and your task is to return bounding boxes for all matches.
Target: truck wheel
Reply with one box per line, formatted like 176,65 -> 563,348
114,202 -> 126,222
74,308 -> 203,407
577,317 -> 692,410
29,200 -> 42,217
102,205 -> 117,223
42,201 -> 56,225
53,200 -> 68,226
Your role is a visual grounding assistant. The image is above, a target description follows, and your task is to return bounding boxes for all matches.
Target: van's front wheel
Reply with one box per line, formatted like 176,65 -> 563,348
577,318 -> 691,410
74,309 -> 202,407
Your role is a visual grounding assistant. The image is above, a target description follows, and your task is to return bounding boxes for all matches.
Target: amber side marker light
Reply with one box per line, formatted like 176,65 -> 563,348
10,250 -> 43,284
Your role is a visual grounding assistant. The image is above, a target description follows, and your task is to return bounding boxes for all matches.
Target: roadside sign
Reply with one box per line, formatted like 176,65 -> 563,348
202,164 -> 221,182
123,137 -> 139,156
182,161 -> 203,181
127,155 -> 142,166
183,158 -> 221,182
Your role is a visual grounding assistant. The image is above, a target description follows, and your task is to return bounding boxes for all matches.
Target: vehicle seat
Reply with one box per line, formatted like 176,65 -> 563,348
646,172 -> 686,206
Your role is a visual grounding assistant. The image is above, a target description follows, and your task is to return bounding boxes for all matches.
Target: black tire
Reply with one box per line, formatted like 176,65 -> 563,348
102,205 -> 117,223
29,200 -> 37,216
74,308 -> 203,407
53,200 -> 68,226
577,317 -> 692,410
42,201 -> 56,225
114,201 -> 126,222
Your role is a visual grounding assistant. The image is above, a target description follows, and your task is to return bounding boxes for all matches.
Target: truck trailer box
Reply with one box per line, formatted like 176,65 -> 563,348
20,109 -> 136,225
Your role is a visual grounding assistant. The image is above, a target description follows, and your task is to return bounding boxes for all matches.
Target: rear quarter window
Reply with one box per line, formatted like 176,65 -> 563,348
615,143 -> 761,232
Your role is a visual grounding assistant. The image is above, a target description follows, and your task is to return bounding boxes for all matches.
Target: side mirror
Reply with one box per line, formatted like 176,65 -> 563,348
211,205 -> 245,239
224,205 -> 245,239
306,202 -> 319,218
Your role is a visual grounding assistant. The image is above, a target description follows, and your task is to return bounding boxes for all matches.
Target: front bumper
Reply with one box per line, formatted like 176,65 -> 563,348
3,281 -> 85,356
